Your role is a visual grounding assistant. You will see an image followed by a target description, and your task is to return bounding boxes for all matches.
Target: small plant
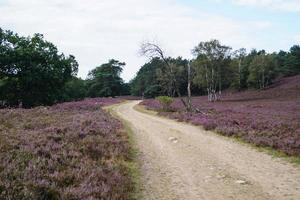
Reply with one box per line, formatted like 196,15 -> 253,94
155,96 -> 174,111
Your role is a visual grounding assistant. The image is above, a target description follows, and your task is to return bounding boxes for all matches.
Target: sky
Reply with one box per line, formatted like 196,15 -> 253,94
0,0 -> 299,82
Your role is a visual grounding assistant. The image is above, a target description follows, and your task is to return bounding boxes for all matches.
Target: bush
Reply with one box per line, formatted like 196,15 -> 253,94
155,96 -> 174,111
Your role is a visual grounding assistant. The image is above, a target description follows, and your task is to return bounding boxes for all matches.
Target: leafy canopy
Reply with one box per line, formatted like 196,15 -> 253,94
87,59 -> 126,97
0,28 -> 78,108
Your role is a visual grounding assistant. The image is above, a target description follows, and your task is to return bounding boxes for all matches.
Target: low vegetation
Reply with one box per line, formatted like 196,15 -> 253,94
141,75 -> 300,157
1,26 -> 300,198
0,98 -> 137,199
155,96 -> 174,112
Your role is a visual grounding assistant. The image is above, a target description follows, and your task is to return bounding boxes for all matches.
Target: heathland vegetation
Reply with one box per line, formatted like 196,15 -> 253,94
1,28 -> 300,198
0,98 -> 137,199
141,75 -> 300,157
0,29 -> 136,199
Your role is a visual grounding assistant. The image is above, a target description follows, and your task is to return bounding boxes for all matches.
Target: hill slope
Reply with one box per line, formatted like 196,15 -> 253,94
141,75 -> 300,156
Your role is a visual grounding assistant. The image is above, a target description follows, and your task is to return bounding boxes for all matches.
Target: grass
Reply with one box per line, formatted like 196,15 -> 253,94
231,136 -> 300,167
133,104 -> 158,116
253,145 -> 300,166
104,103 -> 142,200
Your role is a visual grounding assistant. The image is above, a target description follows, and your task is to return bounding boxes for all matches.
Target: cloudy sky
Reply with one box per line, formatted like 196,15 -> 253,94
0,0 -> 299,81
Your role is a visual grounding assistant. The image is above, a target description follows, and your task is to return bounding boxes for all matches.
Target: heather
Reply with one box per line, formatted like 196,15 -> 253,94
0,98 -> 134,199
53,97 -> 123,111
141,75 -> 300,156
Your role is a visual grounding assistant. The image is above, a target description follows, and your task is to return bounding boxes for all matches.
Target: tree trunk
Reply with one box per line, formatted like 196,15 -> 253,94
205,64 -> 210,102
218,65 -> 222,101
186,62 -> 192,112
166,61 -> 188,109
262,69 -> 265,89
238,59 -> 241,90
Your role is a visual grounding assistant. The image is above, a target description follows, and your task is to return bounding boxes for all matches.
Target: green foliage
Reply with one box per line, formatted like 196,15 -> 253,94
247,54 -> 277,89
2,27 -> 300,106
130,57 -> 191,98
130,58 -> 164,97
144,85 -> 161,98
87,59 -> 125,97
0,28 -> 78,108
284,45 -> 300,75
155,96 -> 174,111
33,186 -> 60,200
191,42 -> 300,94
192,40 -> 232,101
120,83 -> 131,96
62,77 -> 87,101
132,40 -> 300,101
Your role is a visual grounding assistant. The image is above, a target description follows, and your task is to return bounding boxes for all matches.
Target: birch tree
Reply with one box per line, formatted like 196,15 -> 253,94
192,40 -> 231,102
247,54 -> 276,89
232,48 -> 247,90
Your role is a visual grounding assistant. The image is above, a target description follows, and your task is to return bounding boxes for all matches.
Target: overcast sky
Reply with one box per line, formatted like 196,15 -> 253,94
0,0 -> 299,81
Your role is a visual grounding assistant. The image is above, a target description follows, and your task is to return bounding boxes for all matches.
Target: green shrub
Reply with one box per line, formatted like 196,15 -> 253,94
33,185 -> 60,200
155,96 -> 174,111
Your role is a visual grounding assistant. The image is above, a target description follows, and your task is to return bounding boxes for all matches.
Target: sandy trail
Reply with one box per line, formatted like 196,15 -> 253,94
112,101 -> 300,200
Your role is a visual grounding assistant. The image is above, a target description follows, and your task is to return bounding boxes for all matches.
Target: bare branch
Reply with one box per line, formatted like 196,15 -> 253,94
139,42 -> 170,66
139,41 -> 195,112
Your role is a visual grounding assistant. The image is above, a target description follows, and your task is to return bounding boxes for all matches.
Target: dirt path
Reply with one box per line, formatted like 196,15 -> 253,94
112,101 -> 300,200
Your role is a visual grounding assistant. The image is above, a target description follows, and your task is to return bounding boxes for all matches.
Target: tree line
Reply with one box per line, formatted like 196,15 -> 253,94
131,40 -> 300,102
1,28 -> 299,108
0,28 -> 129,108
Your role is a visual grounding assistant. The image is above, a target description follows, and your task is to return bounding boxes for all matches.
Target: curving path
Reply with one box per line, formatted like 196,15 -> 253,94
112,101 -> 300,200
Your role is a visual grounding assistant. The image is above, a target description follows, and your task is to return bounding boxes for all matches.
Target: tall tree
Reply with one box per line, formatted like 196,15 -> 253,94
140,42 -> 193,111
231,48 -> 247,90
192,39 -> 232,102
285,45 -> 300,75
247,53 -> 277,89
130,57 -> 190,98
0,28 -> 78,108
132,57 -> 166,98
62,77 -> 87,102
87,59 -> 125,97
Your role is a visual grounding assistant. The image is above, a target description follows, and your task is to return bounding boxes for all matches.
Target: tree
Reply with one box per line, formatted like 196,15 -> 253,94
247,53 -> 277,89
192,39 -> 232,102
120,83 -> 131,96
130,57 -> 165,97
62,77 -> 87,102
285,45 -> 300,75
0,28 -> 78,108
140,42 -> 193,111
231,48 -> 247,90
87,59 -> 125,97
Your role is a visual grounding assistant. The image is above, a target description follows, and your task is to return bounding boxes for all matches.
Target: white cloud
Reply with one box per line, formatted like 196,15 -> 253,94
232,0 -> 300,12
293,35 -> 300,43
0,0 -> 275,81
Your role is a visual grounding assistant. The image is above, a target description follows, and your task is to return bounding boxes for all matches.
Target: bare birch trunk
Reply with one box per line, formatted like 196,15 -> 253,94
205,64 -> 211,102
262,69 -> 265,89
238,59 -> 242,90
186,62 -> 192,111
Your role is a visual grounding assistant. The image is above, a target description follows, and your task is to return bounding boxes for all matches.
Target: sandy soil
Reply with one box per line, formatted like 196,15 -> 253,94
112,101 -> 300,200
